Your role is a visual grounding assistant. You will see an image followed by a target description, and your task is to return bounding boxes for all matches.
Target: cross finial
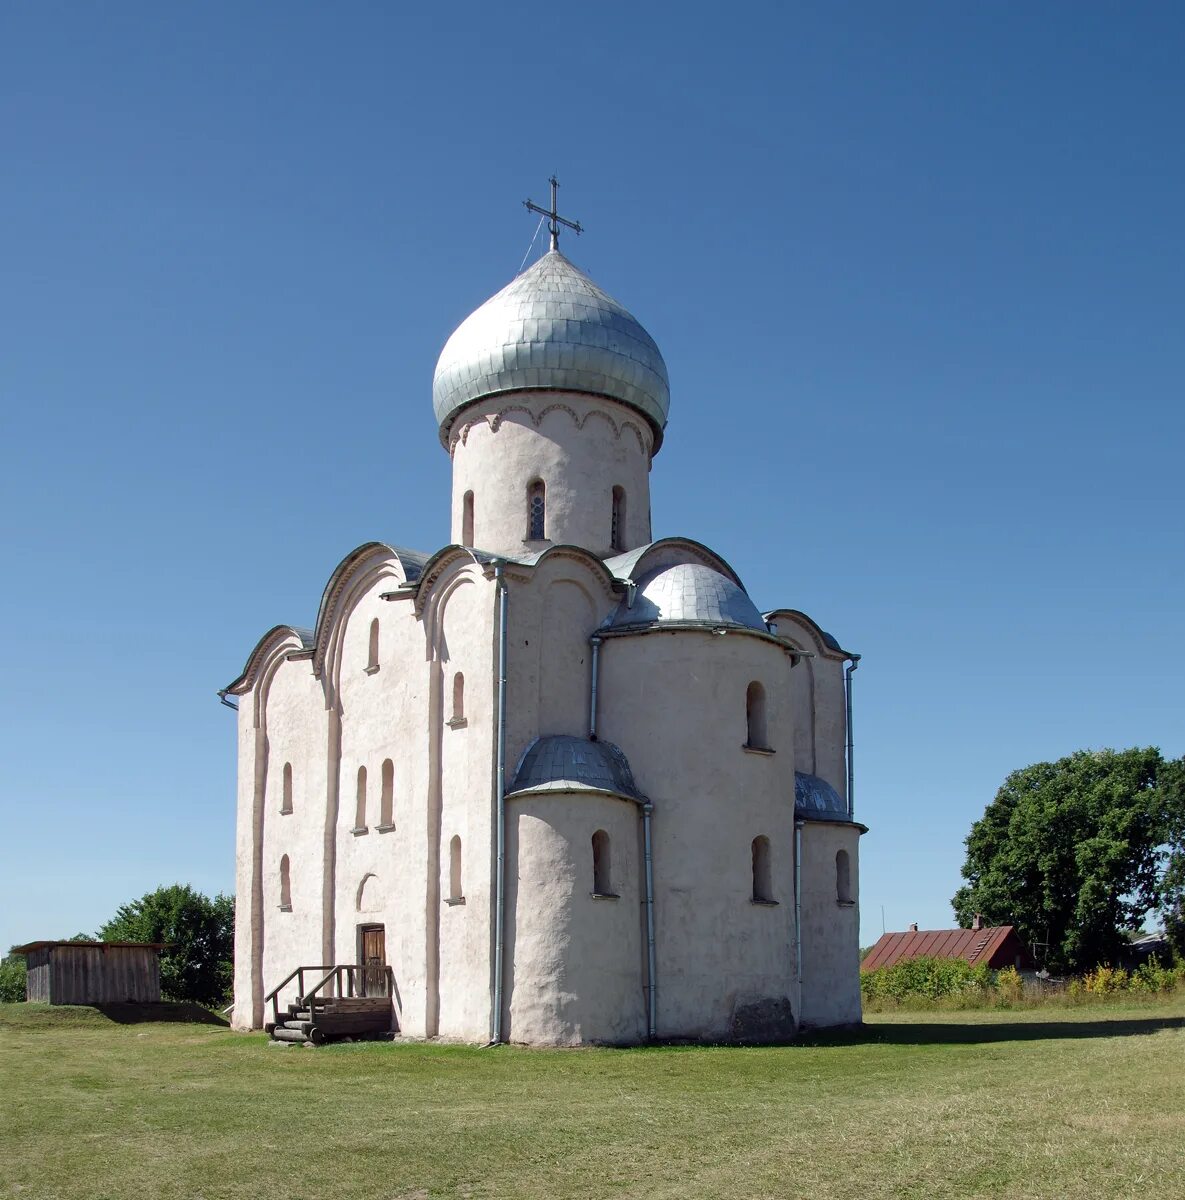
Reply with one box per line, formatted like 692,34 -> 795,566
524,175 -> 583,252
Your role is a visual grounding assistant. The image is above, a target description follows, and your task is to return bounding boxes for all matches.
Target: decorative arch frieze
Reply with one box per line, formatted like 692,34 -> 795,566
447,397 -> 654,459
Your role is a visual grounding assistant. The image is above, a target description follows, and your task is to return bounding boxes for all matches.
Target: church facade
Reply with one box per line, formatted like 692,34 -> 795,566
225,222 -> 865,1044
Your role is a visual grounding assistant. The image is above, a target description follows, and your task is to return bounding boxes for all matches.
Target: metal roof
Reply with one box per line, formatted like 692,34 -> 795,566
608,562 -> 766,632
508,735 -> 644,800
794,772 -> 849,820
432,249 -> 670,448
861,926 -> 1030,972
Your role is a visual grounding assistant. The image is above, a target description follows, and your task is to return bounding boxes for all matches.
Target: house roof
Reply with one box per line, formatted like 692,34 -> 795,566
861,926 -> 1020,972
13,941 -> 171,954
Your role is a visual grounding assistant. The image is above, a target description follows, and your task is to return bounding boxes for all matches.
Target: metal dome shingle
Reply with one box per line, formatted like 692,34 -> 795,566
433,250 -> 670,448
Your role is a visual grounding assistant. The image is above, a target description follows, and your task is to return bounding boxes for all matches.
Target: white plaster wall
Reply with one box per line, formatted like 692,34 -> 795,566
798,822 -> 862,1027
449,392 -> 653,558
231,701 -> 261,1030
435,574 -> 497,1041
596,629 -> 801,1041
504,792 -> 646,1045
257,659 -> 328,1022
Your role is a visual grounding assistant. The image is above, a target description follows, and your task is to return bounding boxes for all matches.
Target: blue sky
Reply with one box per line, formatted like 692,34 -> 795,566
2,3 -> 1182,955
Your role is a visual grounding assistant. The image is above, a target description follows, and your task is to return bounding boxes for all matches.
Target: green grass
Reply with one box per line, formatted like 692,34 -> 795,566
2,1000 -> 1183,1200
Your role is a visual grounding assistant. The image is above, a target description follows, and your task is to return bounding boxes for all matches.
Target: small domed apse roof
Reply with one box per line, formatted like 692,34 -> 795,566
795,772 -> 848,820
509,735 -> 643,800
432,250 -> 670,448
609,562 -> 767,632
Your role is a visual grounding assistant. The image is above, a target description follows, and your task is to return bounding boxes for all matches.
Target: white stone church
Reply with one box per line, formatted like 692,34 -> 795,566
224,204 -> 865,1044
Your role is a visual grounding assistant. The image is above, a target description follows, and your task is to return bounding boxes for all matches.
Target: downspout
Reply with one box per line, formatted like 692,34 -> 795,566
844,654 -> 860,820
794,819 -> 804,987
588,635 -> 601,740
642,800 -> 657,1039
490,564 -> 509,1044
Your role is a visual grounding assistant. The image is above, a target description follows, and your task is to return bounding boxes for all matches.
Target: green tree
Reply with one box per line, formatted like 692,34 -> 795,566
0,950 -> 27,1003
952,748 -> 1181,974
97,885 -> 234,1006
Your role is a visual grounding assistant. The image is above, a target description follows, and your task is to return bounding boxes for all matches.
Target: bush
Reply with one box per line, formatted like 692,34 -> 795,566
861,956 -> 995,1003
0,953 -> 27,1003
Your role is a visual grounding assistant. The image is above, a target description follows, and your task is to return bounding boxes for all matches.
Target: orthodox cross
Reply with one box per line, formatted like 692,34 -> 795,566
523,176 -> 583,252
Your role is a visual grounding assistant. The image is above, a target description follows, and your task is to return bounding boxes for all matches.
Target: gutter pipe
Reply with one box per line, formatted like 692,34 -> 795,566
844,654 -> 860,820
588,635 -> 601,740
794,819 -> 804,987
490,564 -> 509,1044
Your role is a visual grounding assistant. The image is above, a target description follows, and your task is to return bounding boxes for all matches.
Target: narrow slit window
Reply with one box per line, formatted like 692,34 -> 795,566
379,759 -> 394,828
527,480 -> 546,541
462,490 -> 474,547
279,855 -> 292,910
354,766 -> 368,831
752,836 -> 773,902
611,486 -> 626,551
366,619 -> 380,672
746,681 -> 768,749
452,672 -> 465,723
281,762 -> 293,814
449,835 -> 463,901
836,849 -> 852,904
592,829 -> 612,895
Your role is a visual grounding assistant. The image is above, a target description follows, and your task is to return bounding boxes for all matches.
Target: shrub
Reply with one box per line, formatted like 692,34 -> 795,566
861,957 -> 995,1003
996,965 -> 1024,1003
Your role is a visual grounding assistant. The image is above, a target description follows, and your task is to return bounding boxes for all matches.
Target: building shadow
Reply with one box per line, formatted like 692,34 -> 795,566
92,1001 -> 230,1026
801,1014 -> 1184,1047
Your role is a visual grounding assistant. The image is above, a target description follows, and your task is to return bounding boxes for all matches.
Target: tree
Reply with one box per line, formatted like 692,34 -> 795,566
952,748 -> 1181,974
0,950 -> 27,1003
97,885 -> 234,1007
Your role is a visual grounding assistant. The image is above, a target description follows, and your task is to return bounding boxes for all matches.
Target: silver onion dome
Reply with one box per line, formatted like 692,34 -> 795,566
432,250 -> 671,449
609,563 -> 767,632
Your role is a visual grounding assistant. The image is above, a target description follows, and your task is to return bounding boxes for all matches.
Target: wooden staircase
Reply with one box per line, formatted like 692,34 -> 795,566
264,964 -> 394,1045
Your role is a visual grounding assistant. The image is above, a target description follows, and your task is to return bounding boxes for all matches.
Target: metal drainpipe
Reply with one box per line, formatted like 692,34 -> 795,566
794,819 -> 804,987
588,635 -> 601,740
490,564 -> 509,1044
844,654 -> 860,820
642,800 -> 657,1038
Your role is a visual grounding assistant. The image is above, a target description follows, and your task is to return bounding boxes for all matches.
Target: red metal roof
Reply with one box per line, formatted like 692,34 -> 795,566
861,926 -> 1026,972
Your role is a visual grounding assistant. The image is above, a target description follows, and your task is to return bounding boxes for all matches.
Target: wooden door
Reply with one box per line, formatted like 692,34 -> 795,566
360,925 -> 386,997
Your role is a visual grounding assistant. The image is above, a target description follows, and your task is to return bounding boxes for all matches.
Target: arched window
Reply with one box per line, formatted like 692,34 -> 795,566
592,829 -> 612,895
462,490 -> 474,547
836,849 -> 852,904
366,619 -> 380,673
379,759 -> 394,829
451,672 -> 465,724
745,681 -> 768,750
354,766 -> 368,832
752,836 -> 773,902
279,855 -> 292,910
281,762 -> 293,814
527,480 -> 546,541
449,835 -> 463,902
611,486 -> 626,552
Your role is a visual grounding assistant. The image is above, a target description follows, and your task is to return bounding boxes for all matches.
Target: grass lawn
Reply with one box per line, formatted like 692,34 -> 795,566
2,1001 -> 1183,1200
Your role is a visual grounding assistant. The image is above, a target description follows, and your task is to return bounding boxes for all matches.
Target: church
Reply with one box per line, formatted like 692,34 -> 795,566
224,188 -> 866,1044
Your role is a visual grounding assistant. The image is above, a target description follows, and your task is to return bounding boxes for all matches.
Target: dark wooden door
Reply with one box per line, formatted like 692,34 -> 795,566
360,926 -> 386,997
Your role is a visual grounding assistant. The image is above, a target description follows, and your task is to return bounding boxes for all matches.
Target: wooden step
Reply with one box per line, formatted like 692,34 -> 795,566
271,1027 -> 310,1043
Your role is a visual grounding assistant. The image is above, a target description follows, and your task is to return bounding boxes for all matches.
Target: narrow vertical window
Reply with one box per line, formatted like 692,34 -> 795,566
279,855 -> 292,910
379,759 -> 394,828
836,849 -> 852,904
752,836 -> 773,902
451,671 -> 465,725
745,681 -> 768,749
281,762 -> 293,814
592,829 -> 612,895
462,490 -> 474,547
610,486 -> 626,552
354,766 -> 368,832
366,619 -> 380,673
449,835 -> 463,902
527,480 -> 546,541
